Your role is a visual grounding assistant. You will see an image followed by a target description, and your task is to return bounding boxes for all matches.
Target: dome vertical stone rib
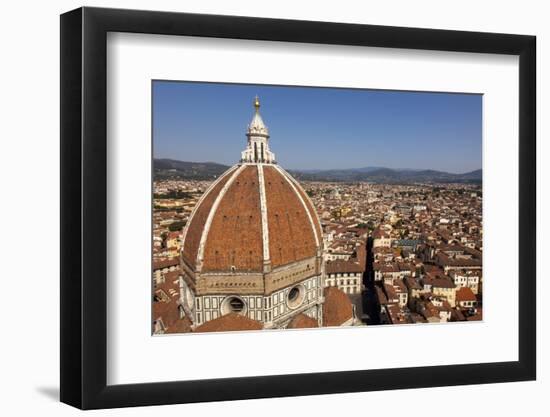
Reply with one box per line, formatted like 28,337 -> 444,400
263,166 -> 317,267
275,165 -> 321,248
257,164 -> 271,268
181,165 -> 238,251
196,164 -> 247,272
282,167 -> 323,241
202,165 -> 263,272
181,165 -> 239,269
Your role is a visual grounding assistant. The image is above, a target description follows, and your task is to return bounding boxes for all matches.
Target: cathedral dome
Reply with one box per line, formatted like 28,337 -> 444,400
181,96 -> 322,276
178,97 -> 328,331
181,163 -> 322,273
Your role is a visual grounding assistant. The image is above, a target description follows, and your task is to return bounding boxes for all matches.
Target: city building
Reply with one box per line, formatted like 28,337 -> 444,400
325,244 -> 366,294
373,227 -> 392,248
152,100 -> 484,332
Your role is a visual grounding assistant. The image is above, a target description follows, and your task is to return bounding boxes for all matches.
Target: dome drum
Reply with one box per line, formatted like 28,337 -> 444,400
184,254 -> 320,297
186,273 -> 323,330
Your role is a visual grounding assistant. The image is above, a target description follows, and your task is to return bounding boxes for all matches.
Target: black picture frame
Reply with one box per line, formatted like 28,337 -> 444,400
60,6 -> 536,410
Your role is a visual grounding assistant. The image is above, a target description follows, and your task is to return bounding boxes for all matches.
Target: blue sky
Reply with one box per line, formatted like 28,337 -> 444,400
152,81 -> 482,173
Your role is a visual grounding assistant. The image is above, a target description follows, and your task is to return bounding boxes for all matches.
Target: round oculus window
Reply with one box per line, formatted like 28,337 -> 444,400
221,296 -> 247,315
287,285 -> 305,309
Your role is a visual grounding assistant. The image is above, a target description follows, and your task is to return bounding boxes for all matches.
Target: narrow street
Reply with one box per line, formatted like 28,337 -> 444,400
361,236 -> 381,325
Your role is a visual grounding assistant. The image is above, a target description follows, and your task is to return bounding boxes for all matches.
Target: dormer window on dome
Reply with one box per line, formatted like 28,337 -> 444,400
241,96 -> 276,164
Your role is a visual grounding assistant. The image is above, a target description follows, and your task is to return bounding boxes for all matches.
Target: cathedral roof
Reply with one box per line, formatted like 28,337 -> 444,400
181,163 -> 322,274
193,313 -> 263,333
181,96 -> 322,303
287,313 -> 319,329
323,287 -> 354,327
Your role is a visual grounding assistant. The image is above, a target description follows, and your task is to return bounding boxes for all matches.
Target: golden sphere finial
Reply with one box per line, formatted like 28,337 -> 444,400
254,95 -> 260,112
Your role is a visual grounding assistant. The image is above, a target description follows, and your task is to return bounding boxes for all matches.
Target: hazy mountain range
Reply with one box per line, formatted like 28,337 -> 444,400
154,158 -> 482,184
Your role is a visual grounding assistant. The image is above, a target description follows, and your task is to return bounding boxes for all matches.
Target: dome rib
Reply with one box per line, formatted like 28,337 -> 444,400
263,165 -> 318,268
181,165 -> 239,269
182,163 -> 323,274
275,165 -> 321,247
257,164 -> 271,267
285,169 -> 323,242
201,165 -> 264,272
196,164 -> 247,271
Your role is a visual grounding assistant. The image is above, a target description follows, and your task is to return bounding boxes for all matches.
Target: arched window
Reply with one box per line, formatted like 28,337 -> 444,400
254,142 -> 258,162
261,142 -> 264,162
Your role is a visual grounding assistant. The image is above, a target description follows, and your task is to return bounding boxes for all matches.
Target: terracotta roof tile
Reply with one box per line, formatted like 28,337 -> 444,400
288,173 -> 323,239
202,165 -> 263,272
181,164 -> 322,275
264,166 -> 318,268
165,316 -> 192,334
153,257 -> 179,270
182,166 -> 237,269
323,287 -> 353,327
456,286 -> 476,302
193,313 -> 263,332
287,313 -> 319,329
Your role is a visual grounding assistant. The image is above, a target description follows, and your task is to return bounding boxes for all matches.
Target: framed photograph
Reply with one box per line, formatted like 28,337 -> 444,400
60,6 -> 536,409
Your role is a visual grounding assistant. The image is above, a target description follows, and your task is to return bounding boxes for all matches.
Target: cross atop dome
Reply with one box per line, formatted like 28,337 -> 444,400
241,96 -> 276,164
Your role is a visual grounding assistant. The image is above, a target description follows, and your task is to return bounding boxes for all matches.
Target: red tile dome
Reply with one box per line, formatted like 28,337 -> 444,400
173,97 -> 355,332
181,163 -> 322,274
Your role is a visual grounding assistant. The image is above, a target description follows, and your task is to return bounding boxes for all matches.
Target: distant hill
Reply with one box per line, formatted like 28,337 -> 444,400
153,159 -> 482,184
290,167 -> 482,184
154,159 -> 230,180
457,169 -> 483,181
